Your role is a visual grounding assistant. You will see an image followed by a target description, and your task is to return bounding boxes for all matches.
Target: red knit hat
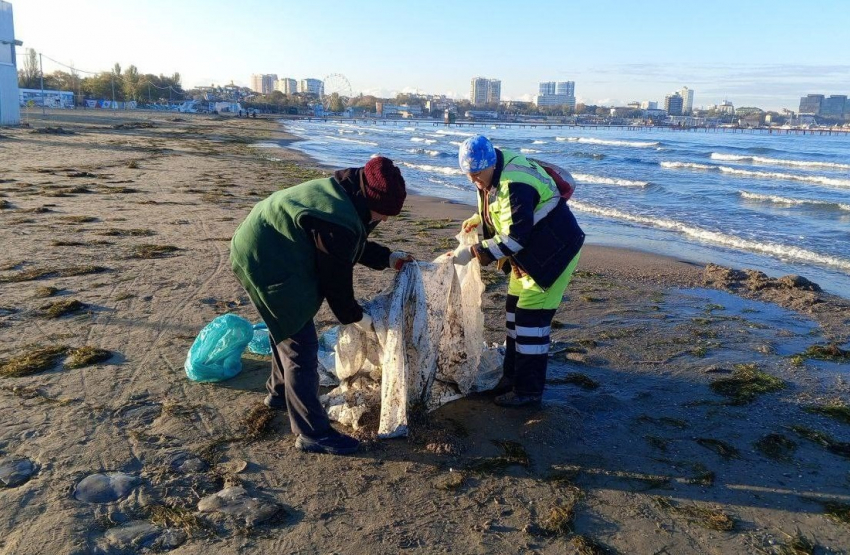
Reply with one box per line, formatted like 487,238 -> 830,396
362,157 -> 406,216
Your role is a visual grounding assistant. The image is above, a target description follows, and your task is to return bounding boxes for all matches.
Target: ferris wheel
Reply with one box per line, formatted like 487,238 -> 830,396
322,73 -> 353,110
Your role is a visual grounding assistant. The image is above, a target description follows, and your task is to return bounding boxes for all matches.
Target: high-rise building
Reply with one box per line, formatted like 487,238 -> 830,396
556,81 -> 575,97
0,0 -> 22,125
250,74 -> 278,94
275,78 -> 297,95
640,100 -> 658,110
799,94 -> 824,115
664,92 -> 683,116
300,78 -> 324,96
470,77 -> 489,105
679,86 -> 694,114
821,95 -> 847,118
535,80 -> 576,109
487,79 -> 501,104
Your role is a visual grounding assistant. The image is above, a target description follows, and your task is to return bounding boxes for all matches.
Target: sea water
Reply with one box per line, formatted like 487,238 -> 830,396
272,120 -> 850,298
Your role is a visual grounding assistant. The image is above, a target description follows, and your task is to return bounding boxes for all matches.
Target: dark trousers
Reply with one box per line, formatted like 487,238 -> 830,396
504,294 -> 556,396
267,320 -> 330,438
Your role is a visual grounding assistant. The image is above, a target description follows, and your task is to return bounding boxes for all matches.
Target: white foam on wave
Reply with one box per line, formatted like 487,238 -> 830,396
322,135 -> 378,147
532,140 -> 547,144
411,137 -> 437,144
570,200 -> 850,271
520,148 -> 541,154
661,161 -> 715,170
408,148 -> 443,157
662,161 -> 850,188
711,152 -> 850,170
555,137 -> 660,148
572,173 -> 649,187
739,191 -> 850,211
400,162 -> 464,176
449,141 -> 463,147
435,129 -> 476,138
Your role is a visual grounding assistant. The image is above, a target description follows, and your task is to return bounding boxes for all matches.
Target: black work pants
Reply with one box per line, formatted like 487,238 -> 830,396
504,294 -> 556,396
267,320 -> 330,437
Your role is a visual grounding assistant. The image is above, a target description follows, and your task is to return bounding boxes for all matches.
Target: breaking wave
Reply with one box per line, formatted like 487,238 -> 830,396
570,200 -> 850,271
410,137 -> 437,144
739,191 -> 850,211
322,135 -> 378,147
711,153 -> 850,170
556,137 -> 660,148
520,148 -> 542,154
661,161 -> 850,188
400,162 -> 464,176
408,148 -> 447,157
572,173 -> 649,187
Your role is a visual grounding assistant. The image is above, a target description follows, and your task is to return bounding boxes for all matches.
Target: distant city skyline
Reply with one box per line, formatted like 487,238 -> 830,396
11,0 -> 850,111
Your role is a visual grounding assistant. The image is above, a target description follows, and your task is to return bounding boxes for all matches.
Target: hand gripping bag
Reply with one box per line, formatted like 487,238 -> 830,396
184,314 -> 254,382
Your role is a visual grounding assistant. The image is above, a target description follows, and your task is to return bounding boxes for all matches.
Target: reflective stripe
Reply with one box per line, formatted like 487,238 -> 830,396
496,234 -> 523,254
516,343 -> 550,355
503,161 -> 551,186
488,242 -> 505,260
505,312 -> 516,323
515,325 -> 551,338
506,329 -> 517,339
532,196 -> 560,224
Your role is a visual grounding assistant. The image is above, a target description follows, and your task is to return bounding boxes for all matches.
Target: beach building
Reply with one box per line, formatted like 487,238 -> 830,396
486,79 -> 501,104
470,77 -> 488,105
299,78 -> 323,96
275,77 -> 297,95
821,95 -> 847,119
679,86 -> 694,114
0,0 -> 21,126
250,74 -> 278,94
798,94 -> 824,115
535,81 -> 576,109
664,92 -> 683,116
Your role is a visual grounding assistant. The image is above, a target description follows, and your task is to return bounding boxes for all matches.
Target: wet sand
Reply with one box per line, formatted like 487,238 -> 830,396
1,110 -> 849,554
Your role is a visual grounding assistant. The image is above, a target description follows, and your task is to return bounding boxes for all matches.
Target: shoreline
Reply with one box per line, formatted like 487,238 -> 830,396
1,110 -> 849,555
269,120 -> 710,289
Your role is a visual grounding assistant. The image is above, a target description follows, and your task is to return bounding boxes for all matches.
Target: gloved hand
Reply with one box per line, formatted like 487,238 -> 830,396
462,213 -> 482,233
451,244 -> 474,266
353,313 -> 373,333
389,251 -> 415,271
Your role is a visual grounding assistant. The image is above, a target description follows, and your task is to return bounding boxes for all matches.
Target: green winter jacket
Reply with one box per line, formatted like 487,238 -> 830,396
230,178 -> 366,341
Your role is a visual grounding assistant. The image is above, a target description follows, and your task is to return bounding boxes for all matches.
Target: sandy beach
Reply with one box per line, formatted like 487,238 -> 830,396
1,110 -> 849,554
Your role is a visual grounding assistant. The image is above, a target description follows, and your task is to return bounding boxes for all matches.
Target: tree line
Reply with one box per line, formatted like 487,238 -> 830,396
17,49 -> 184,104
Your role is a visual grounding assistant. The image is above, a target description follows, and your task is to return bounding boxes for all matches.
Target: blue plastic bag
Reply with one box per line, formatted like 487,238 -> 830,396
185,314 -> 254,382
247,322 -> 272,356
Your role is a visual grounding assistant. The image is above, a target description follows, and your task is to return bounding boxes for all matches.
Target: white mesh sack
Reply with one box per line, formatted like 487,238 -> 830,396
319,230 -> 502,438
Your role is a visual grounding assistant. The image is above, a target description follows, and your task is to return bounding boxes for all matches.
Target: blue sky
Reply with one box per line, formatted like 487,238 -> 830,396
11,0 -> 850,110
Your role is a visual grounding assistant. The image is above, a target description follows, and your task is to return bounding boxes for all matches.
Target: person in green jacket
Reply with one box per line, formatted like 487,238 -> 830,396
230,157 -> 412,455
453,135 -> 585,407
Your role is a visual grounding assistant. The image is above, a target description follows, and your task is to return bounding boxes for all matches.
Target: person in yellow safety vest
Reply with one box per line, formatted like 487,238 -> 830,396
452,135 -> 585,407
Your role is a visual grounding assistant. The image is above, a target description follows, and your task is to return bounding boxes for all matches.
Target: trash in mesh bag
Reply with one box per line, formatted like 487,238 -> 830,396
320,230 -> 503,438
185,313 -> 254,382
247,322 -> 273,356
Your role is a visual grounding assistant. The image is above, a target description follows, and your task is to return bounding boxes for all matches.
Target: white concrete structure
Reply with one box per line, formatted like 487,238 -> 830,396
0,1 -> 21,125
